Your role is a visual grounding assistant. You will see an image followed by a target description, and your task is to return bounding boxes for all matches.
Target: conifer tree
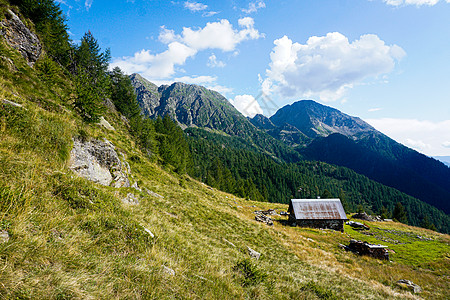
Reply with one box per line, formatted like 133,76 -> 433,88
393,202 -> 408,224
73,31 -> 110,122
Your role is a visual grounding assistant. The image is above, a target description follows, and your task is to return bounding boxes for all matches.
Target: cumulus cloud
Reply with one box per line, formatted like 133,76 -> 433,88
383,0 -> 443,6
242,1 -> 266,14
85,0 -> 93,10
365,118 -> 450,156
207,54 -> 226,68
184,1 -> 208,12
261,33 -> 405,101
230,95 -> 263,117
174,75 -> 233,95
111,42 -> 197,79
111,18 -> 262,81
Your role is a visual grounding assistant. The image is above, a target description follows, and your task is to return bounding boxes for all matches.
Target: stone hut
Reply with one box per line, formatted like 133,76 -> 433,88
288,199 -> 347,231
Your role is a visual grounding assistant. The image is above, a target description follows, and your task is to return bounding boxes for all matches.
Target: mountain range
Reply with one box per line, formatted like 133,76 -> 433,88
130,74 -> 450,215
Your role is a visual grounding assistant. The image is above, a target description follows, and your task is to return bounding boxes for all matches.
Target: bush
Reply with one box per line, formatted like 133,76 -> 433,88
233,258 -> 267,287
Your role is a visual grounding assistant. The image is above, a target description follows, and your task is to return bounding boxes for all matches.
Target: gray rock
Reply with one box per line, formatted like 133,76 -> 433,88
0,230 -> 10,243
247,246 -> 260,260
162,265 -> 175,276
396,279 -> 422,293
145,188 -> 164,198
98,116 -> 115,131
122,193 -> 139,205
131,182 -> 142,192
0,9 -> 42,66
1,99 -> 22,108
69,138 -> 130,187
143,227 -> 154,238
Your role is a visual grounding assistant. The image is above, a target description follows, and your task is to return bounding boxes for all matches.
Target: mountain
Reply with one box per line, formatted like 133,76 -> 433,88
130,73 -> 302,163
269,100 -> 375,140
434,156 -> 450,167
253,100 -> 450,213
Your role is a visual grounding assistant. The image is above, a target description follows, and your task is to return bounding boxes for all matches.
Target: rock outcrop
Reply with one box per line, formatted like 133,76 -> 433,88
0,9 -> 42,66
69,138 -> 130,187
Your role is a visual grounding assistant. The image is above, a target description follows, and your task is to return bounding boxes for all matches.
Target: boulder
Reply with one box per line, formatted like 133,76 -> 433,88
0,230 -> 10,243
396,279 -> 422,293
247,246 -> 260,260
69,138 -> 130,187
122,193 -> 139,205
162,266 -> 175,276
254,213 -> 274,226
0,9 -> 42,66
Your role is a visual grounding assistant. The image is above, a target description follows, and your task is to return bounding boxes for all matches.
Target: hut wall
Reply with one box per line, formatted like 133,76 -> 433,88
293,218 -> 344,232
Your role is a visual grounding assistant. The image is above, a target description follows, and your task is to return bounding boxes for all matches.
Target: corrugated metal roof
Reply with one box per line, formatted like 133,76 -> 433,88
290,199 -> 347,220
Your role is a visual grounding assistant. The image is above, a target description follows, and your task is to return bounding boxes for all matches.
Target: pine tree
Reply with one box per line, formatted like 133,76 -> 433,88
109,67 -> 140,119
393,202 -> 408,224
73,31 -> 110,122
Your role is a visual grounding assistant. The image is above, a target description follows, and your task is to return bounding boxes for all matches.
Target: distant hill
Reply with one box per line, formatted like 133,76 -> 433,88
434,156 -> 450,167
251,100 -> 450,213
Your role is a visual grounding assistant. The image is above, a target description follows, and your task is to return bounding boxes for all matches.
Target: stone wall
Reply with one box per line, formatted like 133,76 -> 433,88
290,216 -> 344,232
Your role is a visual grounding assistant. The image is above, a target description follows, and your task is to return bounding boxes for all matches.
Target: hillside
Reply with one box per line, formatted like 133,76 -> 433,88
1,2 -> 449,299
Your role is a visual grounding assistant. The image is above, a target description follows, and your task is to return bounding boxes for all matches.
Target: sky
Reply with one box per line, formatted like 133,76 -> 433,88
57,0 -> 450,157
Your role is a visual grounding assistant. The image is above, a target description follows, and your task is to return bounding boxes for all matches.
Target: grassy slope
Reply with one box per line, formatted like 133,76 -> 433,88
1,33 -> 449,300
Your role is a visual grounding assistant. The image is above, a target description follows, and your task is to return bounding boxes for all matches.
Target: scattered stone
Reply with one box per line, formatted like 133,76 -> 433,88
164,211 -> 178,219
98,116 -> 115,131
223,238 -> 236,248
351,212 -> 375,222
193,275 -> 210,282
247,246 -> 260,260
142,227 -> 154,238
254,213 -> 273,226
122,193 -> 139,205
254,209 -> 278,216
280,211 -> 289,216
0,9 -> 42,66
344,240 -> 389,260
2,99 -> 22,108
0,56 -> 17,72
162,265 -> 175,276
346,221 -> 370,230
306,238 -> 315,242
144,188 -> 164,199
131,182 -> 142,192
396,279 -> 422,293
0,230 -> 10,243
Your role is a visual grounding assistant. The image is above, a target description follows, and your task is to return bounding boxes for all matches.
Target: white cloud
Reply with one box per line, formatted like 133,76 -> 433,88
262,33 -> 405,101
85,0 -> 93,10
184,1 -> 208,12
207,54 -> 226,68
111,18 -> 262,81
242,1 -> 266,14
230,95 -> 263,117
181,18 -> 263,51
365,118 -> 450,156
202,11 -> 219,17
111,42 -> 197,79
383,0 -> 442,6
173,75 -> 233,95
368,107 -> 383,112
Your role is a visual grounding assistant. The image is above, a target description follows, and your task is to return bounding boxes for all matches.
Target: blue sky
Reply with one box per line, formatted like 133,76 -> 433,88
58,0 -> 450,156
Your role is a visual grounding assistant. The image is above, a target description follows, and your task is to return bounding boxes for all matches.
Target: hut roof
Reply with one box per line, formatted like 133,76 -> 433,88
290,199 -> 347,220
